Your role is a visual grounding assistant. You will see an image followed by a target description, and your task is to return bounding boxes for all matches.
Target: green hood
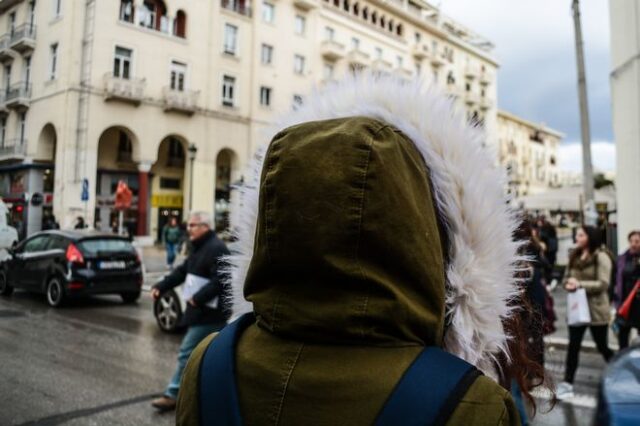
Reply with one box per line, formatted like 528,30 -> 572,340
244,116 -> 446,347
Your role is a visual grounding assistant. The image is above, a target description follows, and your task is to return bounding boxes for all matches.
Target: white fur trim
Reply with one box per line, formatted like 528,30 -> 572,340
223,73 -> 521,379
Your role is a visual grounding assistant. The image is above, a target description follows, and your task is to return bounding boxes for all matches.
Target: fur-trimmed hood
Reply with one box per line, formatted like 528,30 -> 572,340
223,74 -> 521,380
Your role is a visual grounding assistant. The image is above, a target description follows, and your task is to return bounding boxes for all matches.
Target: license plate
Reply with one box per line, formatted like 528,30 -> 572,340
99,261 -> 126,270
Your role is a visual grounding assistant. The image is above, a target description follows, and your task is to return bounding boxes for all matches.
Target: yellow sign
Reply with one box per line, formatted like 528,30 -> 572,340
151,194 -> 184,208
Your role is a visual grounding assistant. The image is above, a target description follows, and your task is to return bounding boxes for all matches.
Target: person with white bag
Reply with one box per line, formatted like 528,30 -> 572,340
557,226 -> 614,400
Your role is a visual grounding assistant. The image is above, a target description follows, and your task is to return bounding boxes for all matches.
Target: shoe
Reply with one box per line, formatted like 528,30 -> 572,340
556,381 -> 574,400
151,395 -> 176,411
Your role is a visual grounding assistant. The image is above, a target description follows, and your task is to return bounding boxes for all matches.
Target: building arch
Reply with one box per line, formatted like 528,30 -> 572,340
36,123 -> 56,162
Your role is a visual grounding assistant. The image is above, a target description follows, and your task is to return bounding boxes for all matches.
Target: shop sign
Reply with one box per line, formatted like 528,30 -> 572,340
30,192 -> 43,206
151,194 -> 183,208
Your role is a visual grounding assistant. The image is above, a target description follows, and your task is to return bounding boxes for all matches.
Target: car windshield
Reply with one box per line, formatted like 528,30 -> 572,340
78,239 -> 134,256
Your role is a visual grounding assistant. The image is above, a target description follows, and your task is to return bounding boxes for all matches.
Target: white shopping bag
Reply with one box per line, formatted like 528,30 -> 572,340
567,288 -> 591,326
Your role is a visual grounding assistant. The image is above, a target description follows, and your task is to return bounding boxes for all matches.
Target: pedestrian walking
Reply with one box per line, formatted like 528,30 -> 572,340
613,230 -> 640,349
150,211 -> 230,412
74,216 -> 86,230
173,76 -> 547,425
557,226 -> 614,400
162,216 -> 182,269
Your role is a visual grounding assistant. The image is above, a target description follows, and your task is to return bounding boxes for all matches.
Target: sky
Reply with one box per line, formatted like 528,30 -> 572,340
439,0 -> 614,173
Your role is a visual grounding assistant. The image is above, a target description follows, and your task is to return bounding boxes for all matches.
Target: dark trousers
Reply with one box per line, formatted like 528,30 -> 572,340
618,325 -> 638,350
564,325 -> 613,384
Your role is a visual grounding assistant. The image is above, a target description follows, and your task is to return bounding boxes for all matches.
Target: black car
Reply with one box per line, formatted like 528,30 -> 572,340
0,230 -> 143,307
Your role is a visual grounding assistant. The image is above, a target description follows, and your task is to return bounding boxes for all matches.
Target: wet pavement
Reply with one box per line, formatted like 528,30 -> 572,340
0,261 -> 613,426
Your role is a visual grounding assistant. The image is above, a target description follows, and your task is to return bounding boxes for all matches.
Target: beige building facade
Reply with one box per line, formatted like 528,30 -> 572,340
497,110 -> 562,198
0,0 -> 499,241
610,0 -> 640,251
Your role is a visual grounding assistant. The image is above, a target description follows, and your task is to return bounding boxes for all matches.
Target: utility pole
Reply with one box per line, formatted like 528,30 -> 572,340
572,0 -> 597,225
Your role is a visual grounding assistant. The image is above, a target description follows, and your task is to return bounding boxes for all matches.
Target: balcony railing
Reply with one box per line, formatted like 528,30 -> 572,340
163,87 -> 199,115
464,64 -> 479,79
5,81 -> 31,109
0,138 -> 27,159
0,34 -> 11,61
412,44 -> 430,60
321,40 -> 346,61
479,97 -> 494,110
221,0 -> 252,17
348,49 -> 370,67
430,50 -> 446,67
371,58 -> 392,72
464,91 -> 481,105
293,0 -> 319,10
103,73 -> 145,105
9,24 -> 36,53
479,70 -> 492,85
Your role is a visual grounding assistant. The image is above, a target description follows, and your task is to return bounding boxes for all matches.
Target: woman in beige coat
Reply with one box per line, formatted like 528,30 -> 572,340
557,225 -> 614,400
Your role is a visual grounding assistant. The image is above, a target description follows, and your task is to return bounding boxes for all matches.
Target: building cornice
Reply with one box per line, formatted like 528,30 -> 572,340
498,109 -> 564,139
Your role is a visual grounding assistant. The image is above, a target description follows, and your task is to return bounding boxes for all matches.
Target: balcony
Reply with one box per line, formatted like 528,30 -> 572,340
0,35 -> 12,62
412,44 -> 430,60
221,0 -> 252,17
479,97 -> 494,110
464,91 -> 481,105
321,40 -> 345,61
163,87 -> 199,115
103,74 -> 145,105
0,138 -> 27,160
371,58 -> 392,73
479,70 -> 492,85
464,65 -> 479,80
395,67 -> 413,80
5,81 -> 31,110
293,0 -> 319,10
430,52 -> 446,68
9,24 -> 36,54
348,49 -> 370,68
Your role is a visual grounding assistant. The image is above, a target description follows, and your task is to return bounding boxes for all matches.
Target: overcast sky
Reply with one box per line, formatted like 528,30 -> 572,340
439,0 -> 614,172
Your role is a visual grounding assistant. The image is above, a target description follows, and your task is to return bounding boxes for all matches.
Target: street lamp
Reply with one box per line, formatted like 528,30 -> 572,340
188,143 -> 198,211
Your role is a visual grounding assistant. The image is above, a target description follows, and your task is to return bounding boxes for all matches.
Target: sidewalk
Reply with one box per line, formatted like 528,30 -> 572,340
137,244 -> 186,290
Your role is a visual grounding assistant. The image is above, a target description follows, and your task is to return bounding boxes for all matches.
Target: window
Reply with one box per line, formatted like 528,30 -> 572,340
24,236 -> 49,253
8,12 -> 16,36
19,112 -> 26,144
113,46 -> 132,79
415,32 -> 421,43
294,15 -> 306,35
323,63 -> 334,80
0,118 -> 5,147
259,86 -> 272,106
261,44 -> 273,65
324,26 -> 334,41
49,43 -> 58,80
119,0 -> 134,22
4,65 -> 11,92
224,24 -> 238,55
396,56 -> 403,68
117,131 -> 133,162
262,2 -> 274,23
222,75 -> 235,107
170,61 -> 187,91
292,94 -> 303,110
160,177 -> 181,189
447,71 -> 455,85
351,37 -> 360,50
374,47 -> 382,60
24,57 -> 31,85
173,10 -> 187,38
293,54 -> 305,75
53,0 -> 63,17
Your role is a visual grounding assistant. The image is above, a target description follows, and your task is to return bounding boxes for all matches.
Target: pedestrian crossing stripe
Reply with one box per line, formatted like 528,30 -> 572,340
531,388 -> 597,408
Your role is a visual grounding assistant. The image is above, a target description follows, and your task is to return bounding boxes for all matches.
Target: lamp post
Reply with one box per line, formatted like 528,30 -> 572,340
188,143 -> 198,211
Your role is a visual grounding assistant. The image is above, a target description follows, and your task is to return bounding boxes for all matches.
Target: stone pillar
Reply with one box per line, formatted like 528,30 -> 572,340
137,162 -> 151,236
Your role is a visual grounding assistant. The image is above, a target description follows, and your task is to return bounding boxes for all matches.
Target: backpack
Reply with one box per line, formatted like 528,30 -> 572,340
197,314 -> 482,426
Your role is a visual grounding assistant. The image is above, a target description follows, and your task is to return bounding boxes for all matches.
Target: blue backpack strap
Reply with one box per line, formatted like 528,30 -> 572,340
375,347 -> 482,426
198,313 -> 254,426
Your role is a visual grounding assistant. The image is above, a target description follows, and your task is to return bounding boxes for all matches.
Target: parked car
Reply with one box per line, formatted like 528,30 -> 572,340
595,344 -> 640,425
154,286 -> 186,333
0,230 -> 143,307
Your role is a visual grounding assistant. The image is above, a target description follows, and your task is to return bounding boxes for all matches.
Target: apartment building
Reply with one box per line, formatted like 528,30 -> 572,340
497,110 -> 563,198
0,0 -> 499,240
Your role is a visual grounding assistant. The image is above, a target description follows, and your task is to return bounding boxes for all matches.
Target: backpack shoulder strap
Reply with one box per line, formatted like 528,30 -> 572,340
198,313 -> 254,426
375,347 -> 482,426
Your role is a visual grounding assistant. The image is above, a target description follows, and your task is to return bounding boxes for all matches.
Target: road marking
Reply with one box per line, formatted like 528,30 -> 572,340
531,388 -> 597,409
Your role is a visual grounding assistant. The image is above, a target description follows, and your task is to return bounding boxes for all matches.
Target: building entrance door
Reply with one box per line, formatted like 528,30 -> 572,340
157,207 -> 182,243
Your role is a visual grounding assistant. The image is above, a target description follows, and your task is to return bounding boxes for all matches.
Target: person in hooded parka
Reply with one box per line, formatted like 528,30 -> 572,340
175,75 -> 541,426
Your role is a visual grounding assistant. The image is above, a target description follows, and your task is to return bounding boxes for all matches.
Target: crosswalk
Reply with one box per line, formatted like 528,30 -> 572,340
531,387 -> 597,409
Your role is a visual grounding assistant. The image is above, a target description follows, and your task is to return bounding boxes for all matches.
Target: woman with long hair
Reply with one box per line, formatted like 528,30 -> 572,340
557,226 -> 614,400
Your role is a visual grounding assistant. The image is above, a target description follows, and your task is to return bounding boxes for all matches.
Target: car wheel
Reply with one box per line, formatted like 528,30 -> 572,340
46,277 -> 65,307
154,290 -> 182,333
0,271 -> 13,296
121,291 -> 141,304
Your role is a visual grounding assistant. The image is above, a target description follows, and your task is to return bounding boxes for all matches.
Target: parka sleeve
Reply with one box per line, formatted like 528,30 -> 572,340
578,252 -> 611,295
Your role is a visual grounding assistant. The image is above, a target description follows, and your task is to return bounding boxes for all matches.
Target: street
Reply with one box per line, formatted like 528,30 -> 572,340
0,248 -> 614,425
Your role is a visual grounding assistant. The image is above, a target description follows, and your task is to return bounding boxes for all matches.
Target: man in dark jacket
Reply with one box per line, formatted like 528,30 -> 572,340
150,211 -> 230,411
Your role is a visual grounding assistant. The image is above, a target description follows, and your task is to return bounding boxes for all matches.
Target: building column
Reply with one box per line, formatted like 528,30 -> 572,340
137,162 -> 151,236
